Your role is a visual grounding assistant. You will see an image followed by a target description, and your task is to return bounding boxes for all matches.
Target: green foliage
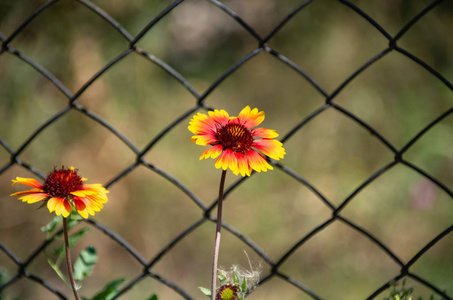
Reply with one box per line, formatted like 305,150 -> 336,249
199,287 -> 211,297
241,276 -> 246,294
88,278 -> 125,300
384,279 -> 415,300
200,268 -> 248,299
41,212 -> 83,240
45,252 -> 71,289
383,280 -> 438,300
39,213 -> 158,300
0,266 -> 23,300
0,267 -> 7,300
40,215 -> 63,238
42,214 -> 91,289
54,228 -> 90,256
73,246 -> 98,281
230,268 -> 246,300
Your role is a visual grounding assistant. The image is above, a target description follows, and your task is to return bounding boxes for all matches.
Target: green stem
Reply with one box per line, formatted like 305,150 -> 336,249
211,170 -> 227,300
63,217 -> 81,300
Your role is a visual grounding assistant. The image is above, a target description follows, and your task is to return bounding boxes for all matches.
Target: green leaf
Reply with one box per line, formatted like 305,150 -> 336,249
147,294 -> 158,300
0,267 -> 8,300
241,276 -> 247,293
41,216 -> 62,237
233,270 -> 239,284
45,253 -> 71,288
41,212 -> 83,240
199,287 -> 211,297
218,272 -> 228,286
68,209 -> 83,222
54,228 -> 90,255
91,278 -> 125,300
73,246 -> 97,281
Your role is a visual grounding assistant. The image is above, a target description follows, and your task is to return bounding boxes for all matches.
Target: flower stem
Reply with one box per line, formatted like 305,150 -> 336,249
211,170 -> 227,300
63,217 -> 81,300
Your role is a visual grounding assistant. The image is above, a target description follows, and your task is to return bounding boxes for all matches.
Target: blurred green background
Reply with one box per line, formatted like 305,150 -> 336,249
0,0 -> 452,299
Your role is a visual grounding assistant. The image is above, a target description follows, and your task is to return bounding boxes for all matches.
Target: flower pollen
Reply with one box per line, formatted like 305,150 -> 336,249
43,167 -> 84,197
215,123 -> 254,154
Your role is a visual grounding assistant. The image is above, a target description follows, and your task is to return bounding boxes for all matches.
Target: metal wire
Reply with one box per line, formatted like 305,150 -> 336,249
0,0 -> 452,299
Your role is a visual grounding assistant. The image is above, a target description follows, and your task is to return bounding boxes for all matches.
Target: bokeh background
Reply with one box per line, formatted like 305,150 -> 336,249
0,0 -> 452,299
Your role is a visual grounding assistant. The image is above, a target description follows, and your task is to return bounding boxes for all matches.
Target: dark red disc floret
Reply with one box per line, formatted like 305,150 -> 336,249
43,166 -> 84,197
214,123 -> 254,153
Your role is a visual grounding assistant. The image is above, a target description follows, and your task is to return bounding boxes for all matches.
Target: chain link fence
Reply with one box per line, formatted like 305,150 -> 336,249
0,0 -> 452,299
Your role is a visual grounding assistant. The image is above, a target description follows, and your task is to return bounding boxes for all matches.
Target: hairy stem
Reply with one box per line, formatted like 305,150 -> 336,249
211,170 -> 227,300
63,217 -> 81,300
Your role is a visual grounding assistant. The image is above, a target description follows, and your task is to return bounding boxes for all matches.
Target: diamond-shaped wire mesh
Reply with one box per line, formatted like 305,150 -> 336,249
1,0 -> 452,299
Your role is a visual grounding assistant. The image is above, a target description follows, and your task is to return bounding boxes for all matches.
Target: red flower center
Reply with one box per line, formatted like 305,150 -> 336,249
43,167 -> 84,197
215,123 -> 254,153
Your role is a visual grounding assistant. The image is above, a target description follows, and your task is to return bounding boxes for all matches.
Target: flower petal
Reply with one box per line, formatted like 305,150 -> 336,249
75,196 -> 103,217
252,128 -> 279,138
47,197 -> 57,213
87,198 -> 102,210
18,193 -> 49,204
238,106 -> 265,129
76,195 -> 103,210
74,198 -> 86,210
235,152 -> 251,177
191,135 -> 217,146
70,185 -> 108,215
11,188 -> 45,197
54,199 -> 72,218
74,199 -> 89,219
11,177 -> 43,189
188,112 -> 218,134
83,183 -> 109,192
208,109 -> 230,126
62,201 -> 72,218
246,150 -> 273,173
215,149 -> 238,174
252,139 -> 286,160
48,197 -> 66,216
199,145 -> 223,160
71,188 -> 101,197
78,185 -> 109,205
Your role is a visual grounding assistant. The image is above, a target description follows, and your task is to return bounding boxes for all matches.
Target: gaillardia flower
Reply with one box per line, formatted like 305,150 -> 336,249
216,284 -> 240,300
11,166 -> 108,219
189,106 -> 285,176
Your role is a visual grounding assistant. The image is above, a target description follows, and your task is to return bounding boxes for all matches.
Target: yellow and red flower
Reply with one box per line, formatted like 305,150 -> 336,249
11,166 -> 108,219
189,106 -> 285,176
